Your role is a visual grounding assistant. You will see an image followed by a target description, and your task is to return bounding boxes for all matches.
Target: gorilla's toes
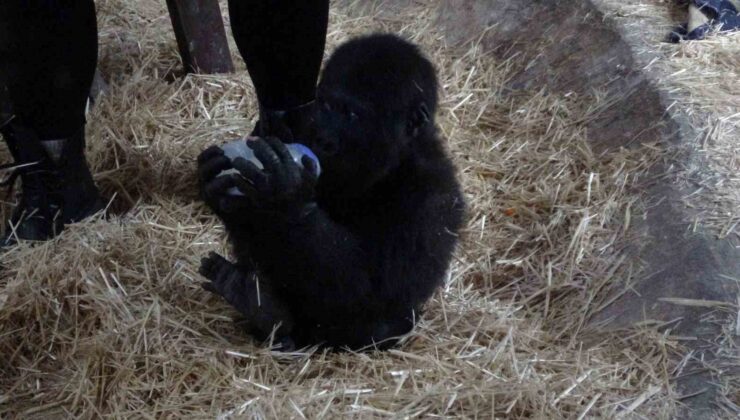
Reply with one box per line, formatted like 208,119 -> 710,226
272,335 -> 296,352
199,251 -> 228,281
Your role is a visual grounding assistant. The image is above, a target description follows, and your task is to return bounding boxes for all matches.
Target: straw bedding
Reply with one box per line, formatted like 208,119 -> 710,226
597,0 -> 740,243
595,2 -> 740,414
0,0 -> 695,417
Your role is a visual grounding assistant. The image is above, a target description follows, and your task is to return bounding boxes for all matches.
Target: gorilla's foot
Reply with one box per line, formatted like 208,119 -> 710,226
200,251 -> 295,345
200,251 -> 246,296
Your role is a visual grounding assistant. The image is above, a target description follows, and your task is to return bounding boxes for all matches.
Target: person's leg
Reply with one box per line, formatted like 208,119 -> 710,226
0,0 -> 102,244
688,2 -> 711,33
681,0 -> 740,41
227,0 -> 329,140
1,1 -> 97,139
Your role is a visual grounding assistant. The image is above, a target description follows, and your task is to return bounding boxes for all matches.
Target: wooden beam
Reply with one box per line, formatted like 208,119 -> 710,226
166,0 -> 234,74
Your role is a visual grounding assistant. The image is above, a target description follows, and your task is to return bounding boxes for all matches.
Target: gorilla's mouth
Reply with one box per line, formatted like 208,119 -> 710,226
310,136 -> 339,159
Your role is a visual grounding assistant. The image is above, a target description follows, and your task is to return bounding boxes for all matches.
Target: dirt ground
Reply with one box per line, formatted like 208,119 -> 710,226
596,0 -> 740,243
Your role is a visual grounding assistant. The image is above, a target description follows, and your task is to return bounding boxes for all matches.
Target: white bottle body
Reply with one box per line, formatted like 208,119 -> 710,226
218,138 -> 321,196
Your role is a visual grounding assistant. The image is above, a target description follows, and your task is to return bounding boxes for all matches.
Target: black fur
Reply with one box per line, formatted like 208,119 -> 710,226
198,34 -> 464,350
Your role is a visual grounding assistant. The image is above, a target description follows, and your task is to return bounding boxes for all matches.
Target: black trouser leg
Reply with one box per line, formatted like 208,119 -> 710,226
0,0 -> 98,140
0,1 -> 101,245
227,0 -> 329,110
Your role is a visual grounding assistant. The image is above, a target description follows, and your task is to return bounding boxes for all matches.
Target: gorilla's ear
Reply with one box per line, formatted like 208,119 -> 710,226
407,102 -> 431,138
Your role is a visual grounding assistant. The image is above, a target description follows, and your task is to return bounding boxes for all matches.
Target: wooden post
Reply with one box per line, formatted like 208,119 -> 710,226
166,0 -> 234,74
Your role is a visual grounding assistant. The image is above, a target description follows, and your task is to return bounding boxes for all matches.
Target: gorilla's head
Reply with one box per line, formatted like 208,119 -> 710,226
313,34 -> 438,194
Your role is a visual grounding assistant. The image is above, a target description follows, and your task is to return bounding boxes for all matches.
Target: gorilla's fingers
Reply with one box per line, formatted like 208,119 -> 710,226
265,137 -> 293,165
219,196 -> 252,214
272,335 -> 296,352
229,174 -> 258,197
198,155 -> 231,182
301,155 -> 319,182
200,251 -> 225,280
232,158 -> 269,193
198,145 -> 225,165
207,251 -> 230,266
205,175 -> 236,197
199,252 -> 243,301
199,261 -> 214,280
216,258 -> 235,283
204,176 -> 253,214
201,282 -> 219,295
249,138 -> 282,175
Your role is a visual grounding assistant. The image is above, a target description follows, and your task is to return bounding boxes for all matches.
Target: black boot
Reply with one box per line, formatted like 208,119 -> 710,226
250,101 -> 316,142
0,121 -> 104,246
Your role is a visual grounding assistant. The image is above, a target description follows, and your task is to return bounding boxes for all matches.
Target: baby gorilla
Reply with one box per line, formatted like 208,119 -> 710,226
197,34 -> 464,350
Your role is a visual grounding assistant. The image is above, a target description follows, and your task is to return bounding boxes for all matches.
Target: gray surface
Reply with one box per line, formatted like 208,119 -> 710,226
432,0 -> 739,417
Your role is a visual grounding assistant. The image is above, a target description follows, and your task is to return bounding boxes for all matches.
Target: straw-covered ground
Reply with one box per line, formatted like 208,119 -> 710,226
597,2 -> 740,415
0,0 -> 702,418
598,0 -> 740,243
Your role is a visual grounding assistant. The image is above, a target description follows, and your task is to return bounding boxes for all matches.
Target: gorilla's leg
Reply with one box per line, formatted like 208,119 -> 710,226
200,252 -> 295,349
227,0 -> 329,140
0,0 -> 103,245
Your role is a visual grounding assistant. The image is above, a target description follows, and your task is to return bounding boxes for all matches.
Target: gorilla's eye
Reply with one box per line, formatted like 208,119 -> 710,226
348,110 -> 359,121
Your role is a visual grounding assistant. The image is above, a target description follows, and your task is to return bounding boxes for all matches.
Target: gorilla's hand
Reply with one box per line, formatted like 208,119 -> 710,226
197,145 -> 254,216
235,137 -> 319,218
